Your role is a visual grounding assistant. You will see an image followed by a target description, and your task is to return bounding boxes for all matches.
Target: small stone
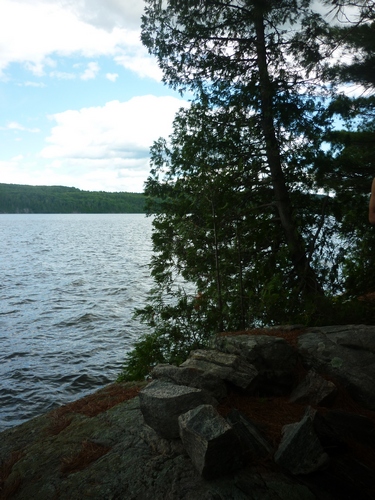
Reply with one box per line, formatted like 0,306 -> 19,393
139,380 -> 217,439
181,349 -> 259,391
274,408 -> 329,475
151,363 -> 227,401
178,404 -> 243,479
226,409 -> 273,461
215,335 -> 298,395
289,370 -> 338,407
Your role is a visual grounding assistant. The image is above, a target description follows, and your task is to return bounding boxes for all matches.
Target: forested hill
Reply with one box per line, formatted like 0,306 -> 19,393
0,183 -> 146,213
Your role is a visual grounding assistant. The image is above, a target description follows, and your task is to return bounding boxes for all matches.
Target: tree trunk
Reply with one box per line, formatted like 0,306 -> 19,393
254,9 -> 323,296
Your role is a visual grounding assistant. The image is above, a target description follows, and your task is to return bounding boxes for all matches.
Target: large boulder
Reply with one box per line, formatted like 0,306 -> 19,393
297,325 -> 375,410
180,349 -> 259,391
317,409 -> 375,448
139,380 -> 217,439
226,409 -> 273,462
289,370 -> 338,407
178,404 -> 242,479
151,363 -> 228,401
274,407 -> 329,475
215,334 -> 298,394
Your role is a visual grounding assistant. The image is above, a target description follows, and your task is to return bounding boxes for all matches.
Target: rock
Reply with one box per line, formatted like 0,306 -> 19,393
297,325 -> 375,410
300,454 -> 375,500
274,407 -> 329,475
300,405 -> 347,453
235,469 -> 316,500
3,326 -> 375,499
151,363 -> 227,401
181,349 -> 259,391
319,409 -> 375,448
139,380 -> 217,439
289,370 -> 338,406
178,404 -> 242,479
226,409 -> 273,461
215,334 -> 298,394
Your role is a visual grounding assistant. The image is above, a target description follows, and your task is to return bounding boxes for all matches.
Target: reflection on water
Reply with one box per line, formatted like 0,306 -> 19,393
0,214 -> 153,431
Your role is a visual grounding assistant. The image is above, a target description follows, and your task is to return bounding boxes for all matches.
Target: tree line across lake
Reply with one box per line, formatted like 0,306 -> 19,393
0,183 -> 146,214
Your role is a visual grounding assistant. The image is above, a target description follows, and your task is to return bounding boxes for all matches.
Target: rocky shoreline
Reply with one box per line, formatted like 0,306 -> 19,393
1,325 -> 375,499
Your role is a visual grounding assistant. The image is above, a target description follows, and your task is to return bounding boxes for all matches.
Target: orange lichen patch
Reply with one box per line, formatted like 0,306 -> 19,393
218,389 -> 306,447
329,384 -> 372,415
0,450 -> 24,499
60,440 -> 111,476
358,291 -> 375,302
49,382 -> 141,423
218,327 -> 306,347
47,413 -> 73,436
347,438 -> 375,473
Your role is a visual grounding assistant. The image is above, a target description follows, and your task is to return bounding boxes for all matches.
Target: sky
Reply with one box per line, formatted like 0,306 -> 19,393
0,0 -> 190,193
0,1 -> 362,194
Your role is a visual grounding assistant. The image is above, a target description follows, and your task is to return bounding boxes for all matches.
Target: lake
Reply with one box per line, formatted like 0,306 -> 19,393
0,214 -> 154,431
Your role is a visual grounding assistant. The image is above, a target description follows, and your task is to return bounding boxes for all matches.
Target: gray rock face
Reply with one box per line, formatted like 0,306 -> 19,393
274,407 -> 329,475
4,326 -> 375,499
178,404 -> 242,479
298,325 -> 375,410
215,334 -> 298,394
180,349 -> 259,391
289,370 -> 338,406
139,380 -> 217,439
319,410 -> 375,448
226,409 -> 273,461
151,363 -> 228,401
235,469 -> 316,500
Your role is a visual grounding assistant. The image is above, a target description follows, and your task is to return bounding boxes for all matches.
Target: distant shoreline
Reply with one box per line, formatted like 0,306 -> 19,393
0,183 -> 146,214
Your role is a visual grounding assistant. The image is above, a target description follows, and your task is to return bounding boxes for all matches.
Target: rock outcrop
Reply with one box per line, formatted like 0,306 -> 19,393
274,407 -> 329,475
289,369 -> 338,406
139,379 -> 217,439
139,325 -> 375,497
1,325 -> 375,499
297,325 -> 375,410
215,333 -> 298,394
178,404 -> 242,479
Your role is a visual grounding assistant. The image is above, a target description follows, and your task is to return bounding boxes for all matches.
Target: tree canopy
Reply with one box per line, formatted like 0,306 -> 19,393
119,0 -> 375,381
0,183 -> 145,213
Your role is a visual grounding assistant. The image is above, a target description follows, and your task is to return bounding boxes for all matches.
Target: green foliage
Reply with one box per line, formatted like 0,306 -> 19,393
326,21 -> 375,89
0,183 -> 146,213
119,289 -> 214,380
119,0 -> 375,381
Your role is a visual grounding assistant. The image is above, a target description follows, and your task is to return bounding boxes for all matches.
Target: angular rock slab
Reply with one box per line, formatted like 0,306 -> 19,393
274,407 -> 329,475
139,380 -> 217,439
180,349 -> 259,391
319,409 -> 375,448
289,370 -> 338,407
178,404 -> 242,479
226,409 -> 273,461
297,325 -> 375,410
151,363 -> 227,401
215,334 -> 298,394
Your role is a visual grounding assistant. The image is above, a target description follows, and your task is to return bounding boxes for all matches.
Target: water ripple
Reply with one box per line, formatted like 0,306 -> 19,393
0,214 -> 153,431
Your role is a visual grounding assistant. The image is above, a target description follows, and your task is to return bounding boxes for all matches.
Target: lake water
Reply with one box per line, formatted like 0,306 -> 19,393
0,214 -> 154,432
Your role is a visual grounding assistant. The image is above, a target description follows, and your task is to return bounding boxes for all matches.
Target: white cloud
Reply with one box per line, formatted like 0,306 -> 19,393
49,71 -> 76,80
11,154 -> 24,161
42,95 -> 188,161
114,53 -> 163,80
0,0 -> 159,80
1,122 -> 40,133
63,0 -> 145,31
106,73 -> 119,82
36,95 -> 189,192
80,61 -> 100,80
23,81 -> 46,88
